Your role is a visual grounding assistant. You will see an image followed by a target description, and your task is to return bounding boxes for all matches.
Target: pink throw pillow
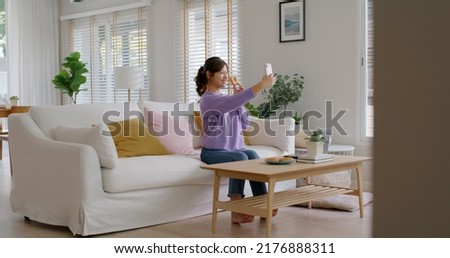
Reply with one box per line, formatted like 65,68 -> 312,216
144,108 -> 199,155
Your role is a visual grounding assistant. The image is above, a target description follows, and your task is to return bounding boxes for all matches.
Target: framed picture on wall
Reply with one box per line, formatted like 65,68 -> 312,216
279,1 -> 305,42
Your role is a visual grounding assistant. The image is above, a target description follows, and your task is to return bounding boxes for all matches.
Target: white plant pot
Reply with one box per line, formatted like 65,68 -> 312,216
10,100 -> 18,106
306,141 -> 324,156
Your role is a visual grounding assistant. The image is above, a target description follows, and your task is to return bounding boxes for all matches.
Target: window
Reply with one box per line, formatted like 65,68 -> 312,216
61,6 -> 148,104
363,0 -> 374,137
175,0 -> 240,103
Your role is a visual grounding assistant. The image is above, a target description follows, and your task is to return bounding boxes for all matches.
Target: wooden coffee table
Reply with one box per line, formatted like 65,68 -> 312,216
201,155 -> 371,237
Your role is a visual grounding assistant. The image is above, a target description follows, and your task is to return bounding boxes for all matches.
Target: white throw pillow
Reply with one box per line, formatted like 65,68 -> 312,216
296,192 -> 374,212
244,116 -> 295,153
55,124 -> 118,169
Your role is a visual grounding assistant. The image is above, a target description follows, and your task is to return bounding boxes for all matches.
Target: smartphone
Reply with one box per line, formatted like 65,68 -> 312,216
265,63 -> 273,75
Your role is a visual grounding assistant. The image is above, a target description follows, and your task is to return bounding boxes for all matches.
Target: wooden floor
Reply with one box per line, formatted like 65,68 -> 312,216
0,146 -> 373,238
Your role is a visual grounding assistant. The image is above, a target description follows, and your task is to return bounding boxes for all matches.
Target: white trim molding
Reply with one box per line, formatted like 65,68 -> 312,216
60,0 -> 151,21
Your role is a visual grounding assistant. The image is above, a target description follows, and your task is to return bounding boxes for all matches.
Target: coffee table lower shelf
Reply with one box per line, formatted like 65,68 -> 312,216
217,185 -> 356,218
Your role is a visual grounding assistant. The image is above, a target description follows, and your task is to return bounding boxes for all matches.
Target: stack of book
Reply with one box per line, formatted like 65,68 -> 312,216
297,154 -> 334,164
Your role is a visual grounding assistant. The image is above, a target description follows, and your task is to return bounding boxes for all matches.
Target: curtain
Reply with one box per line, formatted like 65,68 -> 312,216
6,0 -> 60,106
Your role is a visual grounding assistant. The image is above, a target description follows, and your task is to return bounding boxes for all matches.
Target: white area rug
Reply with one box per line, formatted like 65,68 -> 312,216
295,192 -> 374,212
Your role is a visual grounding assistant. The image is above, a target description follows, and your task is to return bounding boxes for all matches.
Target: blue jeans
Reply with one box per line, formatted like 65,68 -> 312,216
201,148 -> 268,198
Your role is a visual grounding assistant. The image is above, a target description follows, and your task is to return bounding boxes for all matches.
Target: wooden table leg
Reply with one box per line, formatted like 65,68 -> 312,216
355,163 -> 364,218
265,179 -> 276,238
211,172 -> 221,233
306,176 -> 312,209
0,121 -> 3,160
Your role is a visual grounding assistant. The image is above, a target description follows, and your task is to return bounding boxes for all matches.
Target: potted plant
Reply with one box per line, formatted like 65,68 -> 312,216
292,111 -> 303,125
9,96 -> 19,106
52,52 -> 89,104
304,129 -> 329,156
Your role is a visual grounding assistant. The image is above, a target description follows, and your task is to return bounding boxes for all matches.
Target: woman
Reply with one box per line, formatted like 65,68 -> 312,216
195,56 -> 276,224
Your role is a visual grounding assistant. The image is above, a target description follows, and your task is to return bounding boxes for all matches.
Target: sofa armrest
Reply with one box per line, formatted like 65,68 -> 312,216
8,114 -> 103,226
245,116 -> 295,154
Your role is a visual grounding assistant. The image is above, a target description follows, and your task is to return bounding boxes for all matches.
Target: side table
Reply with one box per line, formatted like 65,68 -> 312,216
328,144 -> 355,156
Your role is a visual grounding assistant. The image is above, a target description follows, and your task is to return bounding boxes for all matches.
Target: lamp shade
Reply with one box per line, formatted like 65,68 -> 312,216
114,66 -> 143,90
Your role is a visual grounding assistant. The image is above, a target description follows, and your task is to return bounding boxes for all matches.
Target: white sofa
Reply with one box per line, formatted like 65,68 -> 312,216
8,101 -> 295,236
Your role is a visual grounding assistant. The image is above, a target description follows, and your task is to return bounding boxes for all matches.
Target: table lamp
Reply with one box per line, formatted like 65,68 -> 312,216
114,66 -> 143,102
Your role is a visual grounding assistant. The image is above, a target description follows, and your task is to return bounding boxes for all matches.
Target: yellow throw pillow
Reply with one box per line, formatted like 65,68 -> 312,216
243,130 -> 251,145
193,111 -> 203,135
107,118 -> 171,158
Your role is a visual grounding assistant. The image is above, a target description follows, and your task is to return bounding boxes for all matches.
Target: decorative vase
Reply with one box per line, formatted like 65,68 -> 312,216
10,100 -> 18,106
294,124 -> 308,149
306,141 -> 324,156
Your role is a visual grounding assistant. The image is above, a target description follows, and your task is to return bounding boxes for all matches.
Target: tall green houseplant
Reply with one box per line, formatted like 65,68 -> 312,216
52,52 -> 89,104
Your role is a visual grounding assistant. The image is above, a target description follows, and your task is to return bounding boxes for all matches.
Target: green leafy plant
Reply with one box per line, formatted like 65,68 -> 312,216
244,102 -> 259,117
292,111 -> 303,125
262,73 -> 304,111
52,52 -> 89,104
244,101 -> 280,119
9,96 -> 19,100
305,129 -> 329,143
244,73 -> 304,119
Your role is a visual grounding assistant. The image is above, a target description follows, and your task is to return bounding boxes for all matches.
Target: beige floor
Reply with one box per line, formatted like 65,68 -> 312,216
0,149 -> 373,238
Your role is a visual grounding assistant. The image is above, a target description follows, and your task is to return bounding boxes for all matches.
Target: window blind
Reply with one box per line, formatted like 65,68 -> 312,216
365,0 -> 374,137
367,0 -> 373,97
61,7 -> 149,104
176,0 -> 240,103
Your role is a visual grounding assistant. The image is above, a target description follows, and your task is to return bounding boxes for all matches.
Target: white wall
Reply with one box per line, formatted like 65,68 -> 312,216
60,0 -> 373,187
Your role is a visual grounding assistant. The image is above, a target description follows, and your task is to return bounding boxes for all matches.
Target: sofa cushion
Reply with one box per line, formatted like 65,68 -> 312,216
29,103 -> 142,139
107,118 -> 171,158
102,154 -> 223,193
102,145 -> 285,193
55,124 -> 118,169
144,108 -> 199,155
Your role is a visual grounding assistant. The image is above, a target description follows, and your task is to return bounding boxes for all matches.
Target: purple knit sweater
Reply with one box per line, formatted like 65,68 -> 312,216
199,88 -> 255,151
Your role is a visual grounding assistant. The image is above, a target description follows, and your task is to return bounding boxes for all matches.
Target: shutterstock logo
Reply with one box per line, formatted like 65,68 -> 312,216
100,101 -> 349,138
